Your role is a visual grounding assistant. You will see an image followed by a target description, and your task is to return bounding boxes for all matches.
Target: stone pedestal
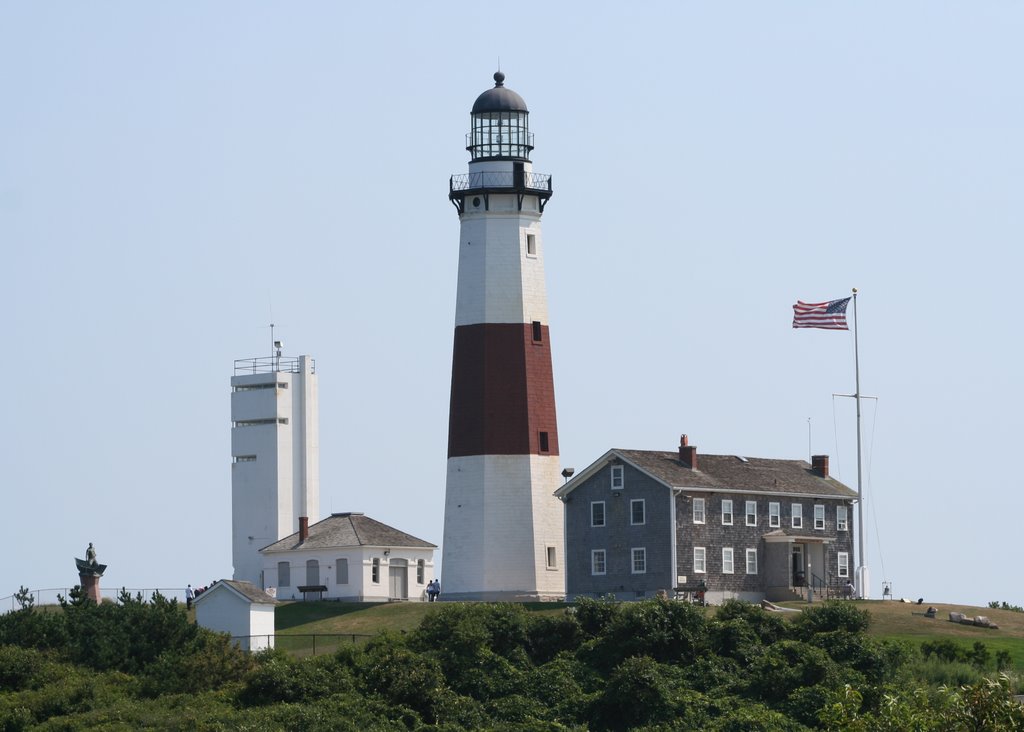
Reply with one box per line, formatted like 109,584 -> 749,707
79,573 -> 101,603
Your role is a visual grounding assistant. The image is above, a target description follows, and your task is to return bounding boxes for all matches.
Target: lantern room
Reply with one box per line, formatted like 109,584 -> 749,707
467,72 -> 533,161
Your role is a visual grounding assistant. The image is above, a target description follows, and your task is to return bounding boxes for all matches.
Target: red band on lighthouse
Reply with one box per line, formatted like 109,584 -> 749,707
448,322 -> 559,458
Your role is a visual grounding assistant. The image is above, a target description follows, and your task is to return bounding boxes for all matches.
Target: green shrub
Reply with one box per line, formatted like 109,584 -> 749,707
589,656 -> 680,731
526,612 -> 583,664
745,640 -> 841,706
584,598 -> 709,671
141,627 -> 253,696
238,650 -> 347,706
358,641 -> 444,719
714,600 -> 787,645
573,597 -> 619,637
908,656 -> 985,688
0,645 -> 48,692
790,601 -> 870,639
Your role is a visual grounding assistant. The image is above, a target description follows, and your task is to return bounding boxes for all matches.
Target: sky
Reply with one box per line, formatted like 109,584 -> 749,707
2,2 -> 1021,608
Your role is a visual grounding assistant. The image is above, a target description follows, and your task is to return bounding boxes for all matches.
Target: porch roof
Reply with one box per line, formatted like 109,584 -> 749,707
762,529 -> 835,544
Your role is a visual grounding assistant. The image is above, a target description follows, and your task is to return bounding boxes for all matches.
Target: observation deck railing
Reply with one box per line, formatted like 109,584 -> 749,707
233,356 -> 313,376
449,171 -> 552,193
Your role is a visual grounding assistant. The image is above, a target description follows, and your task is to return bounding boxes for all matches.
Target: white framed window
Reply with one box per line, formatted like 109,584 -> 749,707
630,499 -> 645,525
791,503 -> 803,529
722,547 -> 734,574
591,501 -> 606,527
611,464 -> 624,490
306,559 -> 320,586
372,557 -> 380,584
837,505 -> 849,531
745,500 -> 757,526
416,559 -> 425,584
814,504 -> 825,530
546,546 -> 557,569
631,547 -> 647,574
278,561 -> 291,587
721,499 -> 733,526
769,502 -> 781,528
746,548 -> 758,575
526,232 -> 537,257
838,552 -> 849,578
336,558 -> 348,585
693,497 -> 705,524
694,547 -> 706,573
591,549 -> 606,575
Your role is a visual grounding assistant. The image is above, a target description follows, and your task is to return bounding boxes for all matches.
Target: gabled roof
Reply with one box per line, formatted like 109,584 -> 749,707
260,512 -> 437,554
555,448 -> 857,501
194,579 -> 276,606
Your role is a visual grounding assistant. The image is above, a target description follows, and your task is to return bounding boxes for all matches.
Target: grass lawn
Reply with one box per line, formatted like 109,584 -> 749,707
275,600 -> 570,637
273,598 -> 1024,669
777,599 -> 1024,669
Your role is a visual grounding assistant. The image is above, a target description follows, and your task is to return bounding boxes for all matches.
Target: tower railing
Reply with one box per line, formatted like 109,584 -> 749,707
233,356 -> 313,375
450,171 -> 552,193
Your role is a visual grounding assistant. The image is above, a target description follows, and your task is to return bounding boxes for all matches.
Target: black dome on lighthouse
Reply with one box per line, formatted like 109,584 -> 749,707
471,72 -> 528,113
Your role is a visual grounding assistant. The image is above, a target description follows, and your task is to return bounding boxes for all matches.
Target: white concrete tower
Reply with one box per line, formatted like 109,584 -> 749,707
441,72 -> 564,600
231,352 -> 319,587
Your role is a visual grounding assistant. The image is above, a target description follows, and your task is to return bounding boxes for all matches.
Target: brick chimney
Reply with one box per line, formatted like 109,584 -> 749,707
679,434 -> 697,470
811,455 -> 829,478
298,516 -> 309,543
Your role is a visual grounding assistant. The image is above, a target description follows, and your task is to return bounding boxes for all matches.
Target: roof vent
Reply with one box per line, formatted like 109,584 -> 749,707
736,456 -> 748,463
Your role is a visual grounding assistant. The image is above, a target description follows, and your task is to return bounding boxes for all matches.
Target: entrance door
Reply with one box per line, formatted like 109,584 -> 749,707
792,545 -> 805,586
388,559 -> 408,600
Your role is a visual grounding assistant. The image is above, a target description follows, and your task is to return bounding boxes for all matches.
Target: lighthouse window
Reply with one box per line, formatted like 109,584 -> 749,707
539,431 -> 550,453
532,321 -> 543,342
526,233 -> 537,256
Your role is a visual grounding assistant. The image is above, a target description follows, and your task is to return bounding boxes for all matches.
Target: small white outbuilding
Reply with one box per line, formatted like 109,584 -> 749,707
260,512 -> 437,602
193,579 -> 277,651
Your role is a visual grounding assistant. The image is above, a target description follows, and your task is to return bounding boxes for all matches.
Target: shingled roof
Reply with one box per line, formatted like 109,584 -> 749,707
196,580 -> 276,605
260,513 -> 436,553
557,445 -> 856,500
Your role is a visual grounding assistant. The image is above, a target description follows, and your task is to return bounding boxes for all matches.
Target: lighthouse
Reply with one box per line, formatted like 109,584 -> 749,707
441,72 -> 565,601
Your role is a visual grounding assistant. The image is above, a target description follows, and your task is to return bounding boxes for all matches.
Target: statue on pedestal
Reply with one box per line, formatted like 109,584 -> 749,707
74,542 -> 107,603
75,542 -> 107,577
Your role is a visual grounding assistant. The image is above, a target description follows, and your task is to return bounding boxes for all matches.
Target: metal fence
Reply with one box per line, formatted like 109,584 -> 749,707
236,633 -> 374,657
1,587 -> 190,612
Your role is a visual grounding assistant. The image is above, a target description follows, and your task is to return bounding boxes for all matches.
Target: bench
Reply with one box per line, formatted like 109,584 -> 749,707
297,585 -> 327,601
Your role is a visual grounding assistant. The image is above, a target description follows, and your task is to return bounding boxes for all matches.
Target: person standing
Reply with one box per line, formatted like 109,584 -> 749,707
185,584 -> 195,610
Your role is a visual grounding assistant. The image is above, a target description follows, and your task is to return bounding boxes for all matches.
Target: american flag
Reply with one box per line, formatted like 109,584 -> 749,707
792,297 -> 851,330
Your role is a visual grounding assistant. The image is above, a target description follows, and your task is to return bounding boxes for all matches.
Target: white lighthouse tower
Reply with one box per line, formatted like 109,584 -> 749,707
441,72 -> 565,601
230,349 -> 319,587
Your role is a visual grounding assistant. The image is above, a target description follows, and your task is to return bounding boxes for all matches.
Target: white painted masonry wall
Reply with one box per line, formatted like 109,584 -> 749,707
444,454 -> 564,600
454,204 -> 548,327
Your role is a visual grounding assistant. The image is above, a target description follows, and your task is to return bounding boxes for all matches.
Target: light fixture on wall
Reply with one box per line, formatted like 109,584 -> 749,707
383,549 -> 390,556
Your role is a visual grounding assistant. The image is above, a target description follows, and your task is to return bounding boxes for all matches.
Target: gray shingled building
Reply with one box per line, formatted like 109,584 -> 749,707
554,435 -> 857,604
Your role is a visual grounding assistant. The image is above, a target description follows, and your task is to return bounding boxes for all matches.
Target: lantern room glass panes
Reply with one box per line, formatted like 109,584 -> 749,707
470,111 -> 532,160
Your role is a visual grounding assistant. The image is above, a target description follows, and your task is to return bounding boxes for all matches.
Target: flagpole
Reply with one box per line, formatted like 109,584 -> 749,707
852,288 -> 868,599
